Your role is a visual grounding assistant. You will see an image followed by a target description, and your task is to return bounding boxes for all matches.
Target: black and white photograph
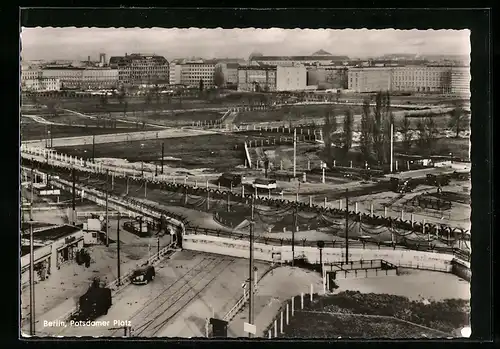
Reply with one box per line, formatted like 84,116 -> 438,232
20,25 -> 472,339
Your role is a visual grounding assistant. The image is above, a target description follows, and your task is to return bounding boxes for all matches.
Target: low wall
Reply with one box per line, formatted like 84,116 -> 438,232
183,234 -> 458,273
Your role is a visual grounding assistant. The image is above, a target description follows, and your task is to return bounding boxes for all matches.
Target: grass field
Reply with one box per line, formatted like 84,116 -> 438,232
282,290 -> 469,338
284,311 -> 446,338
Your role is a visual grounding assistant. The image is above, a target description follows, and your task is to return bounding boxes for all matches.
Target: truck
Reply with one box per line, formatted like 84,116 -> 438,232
71,279 -> 112,321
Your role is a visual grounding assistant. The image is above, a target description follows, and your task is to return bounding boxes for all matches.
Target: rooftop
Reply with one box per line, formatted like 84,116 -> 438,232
251,55 -> 349,61
21,224 -> 82,241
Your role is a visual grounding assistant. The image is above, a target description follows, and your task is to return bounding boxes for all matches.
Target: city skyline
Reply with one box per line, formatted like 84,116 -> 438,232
21,28 -> 470,62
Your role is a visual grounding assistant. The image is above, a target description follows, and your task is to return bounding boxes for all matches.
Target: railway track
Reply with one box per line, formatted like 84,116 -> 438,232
110,256 -> 234,337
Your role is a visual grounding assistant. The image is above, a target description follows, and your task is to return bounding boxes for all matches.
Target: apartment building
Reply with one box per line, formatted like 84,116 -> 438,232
41,67 -> 85,89
22,78 -> 61,92
109,53 -> 169,85
81,68 -> 119,89
348,67 -> 393,93
21,67 -> 42,82
276,66 -> 307,91
180,60 -> 217,88
391,66 -> 451,93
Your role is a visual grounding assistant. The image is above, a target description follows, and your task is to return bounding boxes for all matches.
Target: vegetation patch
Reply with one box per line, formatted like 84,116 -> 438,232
282,291 -> 469,338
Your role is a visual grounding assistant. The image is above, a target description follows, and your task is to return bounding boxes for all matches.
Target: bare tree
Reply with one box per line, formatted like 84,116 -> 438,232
448,104 -> 468,138
341,108 -> 354,156
416,118 -> 427,153
214,66 -> 225,89
424,115 -> 439,149
360,99 -> 374,162
399,116 -> 413,153
322,109 -> 338,167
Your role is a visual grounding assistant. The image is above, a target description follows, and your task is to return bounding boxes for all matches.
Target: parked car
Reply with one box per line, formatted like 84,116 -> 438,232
130,265 -> 155,285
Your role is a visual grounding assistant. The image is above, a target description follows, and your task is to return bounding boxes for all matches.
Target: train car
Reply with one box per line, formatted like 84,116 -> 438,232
217,173 -> 242,188
130,265 -> 155,285
71,280 -> 112,321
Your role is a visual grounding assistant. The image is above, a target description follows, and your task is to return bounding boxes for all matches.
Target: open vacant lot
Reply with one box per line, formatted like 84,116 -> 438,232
55,133 -> 251,171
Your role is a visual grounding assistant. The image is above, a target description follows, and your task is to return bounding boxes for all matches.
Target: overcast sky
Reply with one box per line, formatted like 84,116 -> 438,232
20,28 -> 470,61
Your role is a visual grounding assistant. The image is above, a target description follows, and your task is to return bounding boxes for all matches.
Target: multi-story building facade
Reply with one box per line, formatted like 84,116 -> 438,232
109,53 -> 169,85
168,59 -> 183,85
450,66 -> 471,96
276,66 -> 307,91
237,65 -> 307,92
81,68 -> 119,89
41,67 -> 85,89
21,67 -> 42,82
347,67 -> 393,93
346,65 -> 470,95
238,65 -> 277,92
391,66 -> 451,93
306,66 -> 348,89
22,78 -> 61,92
215,62 -> 240,87
180,60 -> 217,89
39,67 -> 119,90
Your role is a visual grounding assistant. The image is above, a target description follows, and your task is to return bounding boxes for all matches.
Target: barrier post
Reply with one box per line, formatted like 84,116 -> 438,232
291,297 -> 295,316
274,320 -> 278,337
301,292 -> 304,309
339,200 -> 342,210
411,213 -> 414,226
280,311 -> 284,334
310,284 -> 313,301
384,206 -> 387,217
309,196 -> 312,207
286,303 -> 289,325
324,197 -> 327,207
355,202 -> 358,213
268,329 -> 272,339
401,209 -> 404,220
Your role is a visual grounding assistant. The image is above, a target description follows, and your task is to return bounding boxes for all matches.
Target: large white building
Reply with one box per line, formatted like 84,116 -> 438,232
40,67 -> 119,89
180,60 -> 217,88
81,68 -> 119,89
347,65 -> 470,95
22,78 -> 61,92
168,59 -> 183,85
348,67 -> 393,93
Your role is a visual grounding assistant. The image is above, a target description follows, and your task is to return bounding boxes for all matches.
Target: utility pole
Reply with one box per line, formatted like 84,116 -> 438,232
92,135 -> 95,163
248,196 -> 255,338
117,214 -> 121,286
30,160 -> 34,210
161,142 -> 165,174
49,124 -> 53,148
105,169 -> 109,247
29,220 -> 35,336
125,176 -> 129,195
292,204 -> 297,266
390,123 -> 394,173
345,188 -> 349,264
72,167 -> 76,225
293,128 -> 297,178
